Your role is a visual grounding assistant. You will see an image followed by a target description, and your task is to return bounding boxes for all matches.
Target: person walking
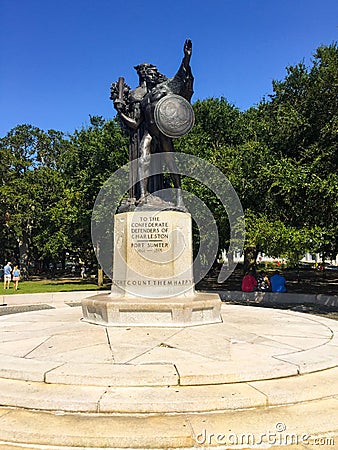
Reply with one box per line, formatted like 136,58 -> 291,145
3,262 -> 12,289
80,265 -> 87,280
12,265 -> 21,290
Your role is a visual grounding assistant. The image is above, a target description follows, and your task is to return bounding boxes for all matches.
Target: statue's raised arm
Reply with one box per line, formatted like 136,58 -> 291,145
183,39 -> 192,70
165,38 -> 194,101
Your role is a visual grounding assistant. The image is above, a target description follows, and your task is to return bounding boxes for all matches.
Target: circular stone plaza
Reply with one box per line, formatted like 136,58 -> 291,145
0,291 -> 337,449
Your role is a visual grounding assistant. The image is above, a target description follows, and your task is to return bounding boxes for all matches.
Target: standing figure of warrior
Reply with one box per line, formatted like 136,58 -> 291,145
112,39 -> 194,209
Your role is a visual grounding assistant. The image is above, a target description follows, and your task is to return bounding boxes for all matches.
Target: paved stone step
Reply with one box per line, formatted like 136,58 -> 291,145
0,377 -> 265,413
0,356 -> 180,387
0,353 -> 306,386
0,397 -> 337,449
0,367 -> 337,414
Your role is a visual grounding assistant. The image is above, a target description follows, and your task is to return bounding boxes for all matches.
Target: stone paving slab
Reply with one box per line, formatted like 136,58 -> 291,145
0,336 -> 50,357
249,366 -> 338,405
45,362 -> 179,386
0,354 -> 61,382
98,383 -> 267,413
105,326 -> 183,363
274,345 -> 338,373
174,358 -> 299,385
28,341 -> 115,364
0,378 -> 106,412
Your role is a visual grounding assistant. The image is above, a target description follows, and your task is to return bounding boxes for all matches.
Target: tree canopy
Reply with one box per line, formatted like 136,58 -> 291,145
1,43 -> 337,276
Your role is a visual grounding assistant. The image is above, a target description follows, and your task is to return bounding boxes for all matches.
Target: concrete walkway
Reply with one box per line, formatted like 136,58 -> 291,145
0,296 -> 337,449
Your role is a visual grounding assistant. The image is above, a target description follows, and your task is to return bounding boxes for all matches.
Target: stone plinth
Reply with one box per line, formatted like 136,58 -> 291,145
111,210 -> 195,299
82,291 -> 221,327
82,210 -> 222,326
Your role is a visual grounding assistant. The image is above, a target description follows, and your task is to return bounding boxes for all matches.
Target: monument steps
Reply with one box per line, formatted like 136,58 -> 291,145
0,366 -> 337,414
0,397 -> 337,449
0,305 -> 337,448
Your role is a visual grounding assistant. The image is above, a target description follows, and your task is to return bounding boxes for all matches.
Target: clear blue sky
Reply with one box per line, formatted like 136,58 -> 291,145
1,0 -> 337,137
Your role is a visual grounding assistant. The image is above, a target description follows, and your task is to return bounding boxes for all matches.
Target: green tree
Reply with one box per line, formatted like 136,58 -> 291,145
59,116 -> 128,275
259,43 -> 338,261
0,125 -> 74,276
178,44 -> 338,269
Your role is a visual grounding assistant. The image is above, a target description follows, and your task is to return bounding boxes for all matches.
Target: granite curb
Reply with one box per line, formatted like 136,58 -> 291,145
0,290 -> 110,307
217,290 -> 338,308
1,289 -> 337,309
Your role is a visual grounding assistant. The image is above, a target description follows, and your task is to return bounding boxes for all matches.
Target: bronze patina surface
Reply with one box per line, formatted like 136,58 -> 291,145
154,94 -> 195,138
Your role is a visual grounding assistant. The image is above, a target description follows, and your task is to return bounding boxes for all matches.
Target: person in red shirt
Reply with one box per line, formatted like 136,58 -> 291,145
241,271 -> 258,292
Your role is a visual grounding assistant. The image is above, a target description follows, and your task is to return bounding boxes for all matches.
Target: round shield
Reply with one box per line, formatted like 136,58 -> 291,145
154,94 -> 195,138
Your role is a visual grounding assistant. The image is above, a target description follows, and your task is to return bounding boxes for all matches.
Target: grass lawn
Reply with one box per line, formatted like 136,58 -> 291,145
0,279 -> 110,295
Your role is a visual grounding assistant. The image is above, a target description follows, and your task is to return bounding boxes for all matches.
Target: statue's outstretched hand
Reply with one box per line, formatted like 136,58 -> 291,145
184,39 -> 192,57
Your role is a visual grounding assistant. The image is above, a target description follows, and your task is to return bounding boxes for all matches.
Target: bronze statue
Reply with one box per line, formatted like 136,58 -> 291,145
111,39 -> 194,210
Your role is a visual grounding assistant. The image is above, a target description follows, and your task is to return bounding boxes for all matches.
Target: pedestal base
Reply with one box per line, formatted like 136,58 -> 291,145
81,292 -> 222,327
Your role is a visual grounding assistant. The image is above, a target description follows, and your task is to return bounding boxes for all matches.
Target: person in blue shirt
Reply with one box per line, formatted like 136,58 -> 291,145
270,270 -> 287,293
3,262 -> 12,289
12,265 -> 21,290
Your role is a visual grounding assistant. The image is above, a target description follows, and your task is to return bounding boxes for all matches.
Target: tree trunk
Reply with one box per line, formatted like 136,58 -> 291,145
243,246 -> 258,274
61,250 -> 66,271
97,267 -> 104,287
96,240 -> 104,286
18,229 -> 30,279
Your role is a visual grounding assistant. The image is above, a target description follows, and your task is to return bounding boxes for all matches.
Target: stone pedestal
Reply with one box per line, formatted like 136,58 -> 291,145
82,210 -> 222,326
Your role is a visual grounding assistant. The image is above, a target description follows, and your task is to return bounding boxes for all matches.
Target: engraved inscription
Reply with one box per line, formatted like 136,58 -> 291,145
130,216 -> 169,253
